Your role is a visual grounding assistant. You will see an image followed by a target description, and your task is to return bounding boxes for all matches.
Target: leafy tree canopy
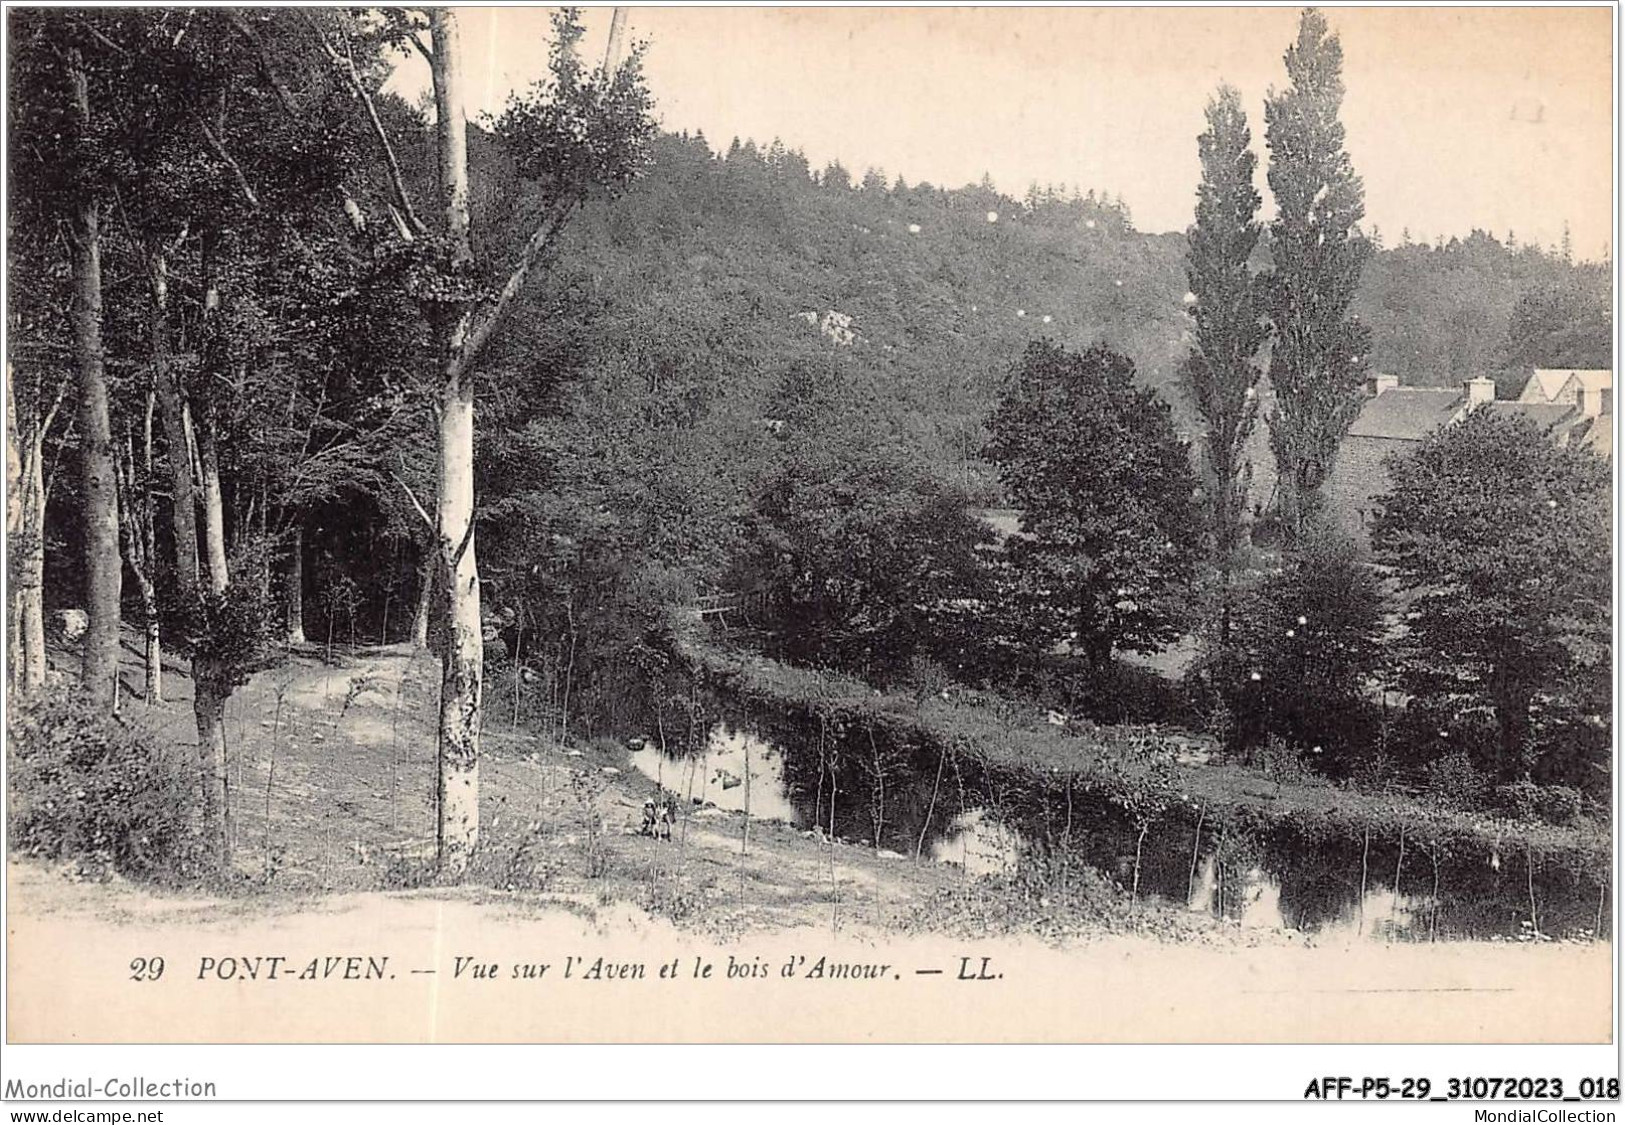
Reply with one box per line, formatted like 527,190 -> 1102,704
985,340 -> 1201,666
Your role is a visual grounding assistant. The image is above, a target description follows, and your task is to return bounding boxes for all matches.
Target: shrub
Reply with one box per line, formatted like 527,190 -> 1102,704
1244,734 -> 1317,784
1421,751 -> 1493,810
1536,785 -> 1585,827
1219,522 -> 1386,773
1493,779 -> 1586,827
1494,778 -> 1542,822
7,694 -> 203,882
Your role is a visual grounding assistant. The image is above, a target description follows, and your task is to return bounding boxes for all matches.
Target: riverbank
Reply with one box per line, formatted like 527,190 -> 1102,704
9,631 -> 1608,946
11,639 -> 1278,943
668,622 -> 1611,940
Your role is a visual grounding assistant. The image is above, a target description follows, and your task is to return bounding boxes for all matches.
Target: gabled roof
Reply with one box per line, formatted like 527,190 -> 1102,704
1521,368 -> 1613,404
1520,369 -> 1577,404
1564,370 -> 1613,395
1485,401 -> 1579,434
1347,388 -> 1463,441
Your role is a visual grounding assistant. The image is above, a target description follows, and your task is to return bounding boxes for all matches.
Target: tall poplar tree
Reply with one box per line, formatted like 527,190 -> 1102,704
1182,84 -> 1267,578
1262,8 -> 1372,543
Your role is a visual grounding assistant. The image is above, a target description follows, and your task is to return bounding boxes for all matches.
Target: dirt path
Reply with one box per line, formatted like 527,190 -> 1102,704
99,641 -> 962,932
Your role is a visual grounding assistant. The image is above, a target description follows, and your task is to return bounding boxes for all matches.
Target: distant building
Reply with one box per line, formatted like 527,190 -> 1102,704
1518,368 -> 1613,409
1326,369 -> 1612,551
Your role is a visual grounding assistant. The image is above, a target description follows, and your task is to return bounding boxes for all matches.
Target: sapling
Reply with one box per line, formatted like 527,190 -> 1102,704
1104,731 -> 1179,907
916,744 -> 948,863
1525,841 -> 1541,938
1358,823 -> 1372,935
263,676 -> 293,881
1187,802 -> 1207,907
866,725 -> 886,851
1391,823 -> 1406,939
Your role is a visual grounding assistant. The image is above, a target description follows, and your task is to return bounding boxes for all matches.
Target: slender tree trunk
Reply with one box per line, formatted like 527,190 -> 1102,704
286,522 -> 306,645
120,394 -> 163,701
17,436 -> 48,693
915,746 -> 947,862
195,411 -> 229,594
142,617 -> 162,704
427,7 -> 483,877
65,90 -> 121,710
1132,824 -> 1148,906
1187,803 -> 1206,907
149,253 -> 201,594
411,544 -> 434,649
1357,822 -> 1371,935
195,669 -> 230,861
8,369 -> 50,693
7,368 -> 24,690
434,388 -> 482,874
139,393 -> 161,702
115,437 -> 162,705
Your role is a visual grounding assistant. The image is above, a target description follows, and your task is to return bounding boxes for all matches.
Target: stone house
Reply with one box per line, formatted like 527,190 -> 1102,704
1326,369 -> 1612,551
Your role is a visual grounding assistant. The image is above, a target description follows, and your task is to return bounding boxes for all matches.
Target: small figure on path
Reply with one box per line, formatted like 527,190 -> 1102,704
641,788 -> 676,840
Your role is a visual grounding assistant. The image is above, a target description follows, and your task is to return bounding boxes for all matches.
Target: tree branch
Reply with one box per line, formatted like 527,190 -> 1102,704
191,113 -> 260,209
70,15 -> 129,57
450,199 -> 574,381
303,11 -> 425,237
224,11 -> 298,116
39,373 -> 70,441
450,508 -> 477,570
391,459 -> 436,533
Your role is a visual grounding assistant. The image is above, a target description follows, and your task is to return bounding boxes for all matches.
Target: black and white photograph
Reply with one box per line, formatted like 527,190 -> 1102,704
0,0 -> 1617,1097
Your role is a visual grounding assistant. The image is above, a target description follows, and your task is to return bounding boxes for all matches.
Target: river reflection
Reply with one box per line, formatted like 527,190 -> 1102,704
627,713 -> 1603,942
629,725 -> 799,825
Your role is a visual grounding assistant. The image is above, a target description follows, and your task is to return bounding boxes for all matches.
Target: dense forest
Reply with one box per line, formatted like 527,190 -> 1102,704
7,7 -> 1612,917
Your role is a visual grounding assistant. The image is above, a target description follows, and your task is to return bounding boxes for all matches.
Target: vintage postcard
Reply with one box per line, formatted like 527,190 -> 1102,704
2,3 -> 1615,1064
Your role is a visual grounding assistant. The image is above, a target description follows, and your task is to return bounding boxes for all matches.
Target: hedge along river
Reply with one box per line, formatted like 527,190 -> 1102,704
627,689 -> 1610,943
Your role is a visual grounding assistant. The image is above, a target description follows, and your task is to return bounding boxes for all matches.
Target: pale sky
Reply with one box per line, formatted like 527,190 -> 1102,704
390,5 -> 1615,259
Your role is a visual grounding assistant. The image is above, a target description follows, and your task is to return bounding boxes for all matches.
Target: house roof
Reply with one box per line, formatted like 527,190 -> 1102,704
1520,369 -> 1578,403
1347,388 -> 1463,441
1564,370 -> 1613,394
1522,368 -> 1613,404
1485,401 -> 1579,434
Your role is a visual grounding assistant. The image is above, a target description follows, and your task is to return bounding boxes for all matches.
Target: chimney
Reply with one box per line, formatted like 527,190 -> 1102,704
1464,376 -> 1496,407
1366,373 -> 1399,397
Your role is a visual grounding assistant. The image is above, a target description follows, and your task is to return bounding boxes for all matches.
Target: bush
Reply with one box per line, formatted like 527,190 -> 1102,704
1218,523 -> 1386,774
1421,750 -> 1493,810
1243,734 -> 1317,784
7,694 -> 203,882
1493,778 -> 1542,822
1535,785 -> 1585,827
1493,779 -> 1586,827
